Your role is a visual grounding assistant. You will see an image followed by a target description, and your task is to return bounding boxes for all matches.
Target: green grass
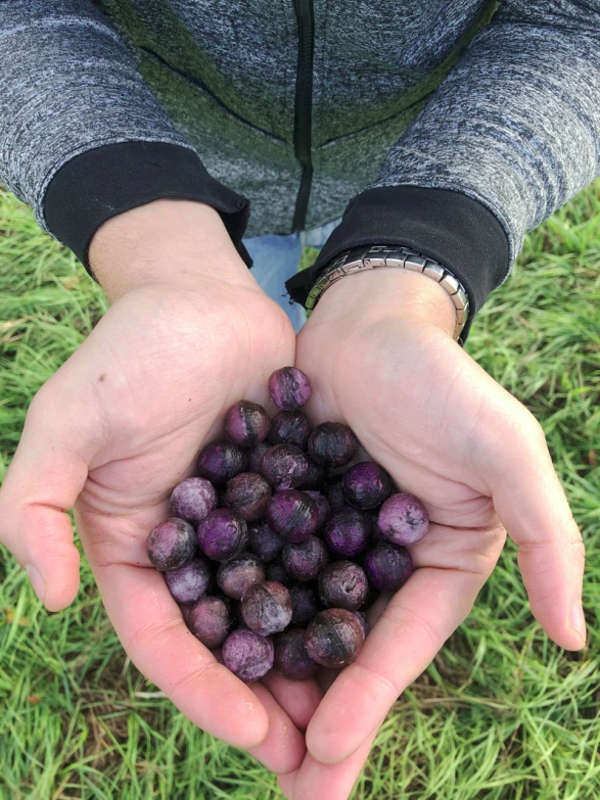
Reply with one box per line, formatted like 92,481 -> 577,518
1,183 -> 599,800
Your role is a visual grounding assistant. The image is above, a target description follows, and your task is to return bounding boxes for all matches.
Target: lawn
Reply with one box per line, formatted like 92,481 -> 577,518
1,183 -> 599,800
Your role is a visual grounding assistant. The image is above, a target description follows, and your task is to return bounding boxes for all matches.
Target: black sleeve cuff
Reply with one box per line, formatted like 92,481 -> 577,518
43,140 -> 253,277
285,186 -> 510,342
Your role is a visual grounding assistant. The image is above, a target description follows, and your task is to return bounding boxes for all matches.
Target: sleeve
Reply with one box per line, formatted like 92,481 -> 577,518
287,0 -> 600,339
0,0 -> 252,272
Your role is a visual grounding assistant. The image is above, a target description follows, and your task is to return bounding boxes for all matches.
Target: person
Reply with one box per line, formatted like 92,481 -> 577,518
0,2 -> 597,798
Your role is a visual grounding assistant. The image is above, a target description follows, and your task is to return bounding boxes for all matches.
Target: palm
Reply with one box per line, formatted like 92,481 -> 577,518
1,280 -> 322,772
75,283 -> 325,767
276,312 -> 583,799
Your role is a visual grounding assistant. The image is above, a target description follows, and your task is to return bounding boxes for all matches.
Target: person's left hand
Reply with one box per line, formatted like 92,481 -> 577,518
274,267 -> 586,800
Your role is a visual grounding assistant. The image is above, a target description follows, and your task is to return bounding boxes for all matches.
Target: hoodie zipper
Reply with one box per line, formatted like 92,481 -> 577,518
292,0 -> 314,231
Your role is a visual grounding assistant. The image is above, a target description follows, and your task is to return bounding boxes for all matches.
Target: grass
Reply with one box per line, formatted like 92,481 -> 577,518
1,183 -> 599,800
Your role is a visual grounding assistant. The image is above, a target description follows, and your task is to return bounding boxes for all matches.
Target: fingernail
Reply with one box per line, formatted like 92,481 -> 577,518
26,564 -> 46,604
570,602 -> 586,641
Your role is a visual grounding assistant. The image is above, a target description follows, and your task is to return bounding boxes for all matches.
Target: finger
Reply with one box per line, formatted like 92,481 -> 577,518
247,683 -> 307,774
0,388 -> 92,610
306,560 -> 489,765
279,729 -> 376,800
480,411 -> 586,650
262,671 -> 323,730
89,559 -> 270,750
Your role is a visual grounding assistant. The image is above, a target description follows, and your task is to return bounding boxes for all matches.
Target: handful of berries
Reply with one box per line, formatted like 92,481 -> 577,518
146,367 -> 429,683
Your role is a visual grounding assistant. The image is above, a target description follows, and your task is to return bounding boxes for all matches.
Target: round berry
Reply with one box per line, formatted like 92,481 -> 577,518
197,508 -> 248,561
275,628 -> 317,680
269,410 -> 311,448
308,422 -> 358,468
364,542 -> 413,592
223,472 -> 271,521
248,521 -> 283,562
224,401 -> 270,447
147,518 -> 196,571
377,492 -> 429,545
318,561 -> 369,610
342,461 -> 392,510
267,490 -> 319,543
216,553 -> 265,599
260,443 -> 309,489
164,558 -> 211,604
197,441 -> 248,484
323,507 -> 370,558
169,477 -> 217,524
241,581 -> 293,636
304,608 -> 365,669
222,629 -> 274,682
186,596 -> 232,648
268,366 -> 312,410
282,536 -> 328,582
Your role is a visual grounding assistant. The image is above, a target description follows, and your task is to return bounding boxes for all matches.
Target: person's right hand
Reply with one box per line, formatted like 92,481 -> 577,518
0,200 -> 321,777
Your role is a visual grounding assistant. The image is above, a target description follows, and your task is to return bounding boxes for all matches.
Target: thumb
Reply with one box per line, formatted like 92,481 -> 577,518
479,406 -> 586,651
0,385 -> 90,611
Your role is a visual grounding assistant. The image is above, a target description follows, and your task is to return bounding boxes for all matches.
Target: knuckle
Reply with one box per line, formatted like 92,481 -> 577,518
352,660 -> 401,701
384,603 -> 442,653
166,660 -> 219,697
126,615 -> 182,658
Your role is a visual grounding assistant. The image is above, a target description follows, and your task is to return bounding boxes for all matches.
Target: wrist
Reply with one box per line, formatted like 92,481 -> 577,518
307,265 -> 457,339
89,199 -> 255,302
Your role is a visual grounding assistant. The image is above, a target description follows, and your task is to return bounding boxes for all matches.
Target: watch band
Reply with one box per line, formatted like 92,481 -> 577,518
304,245 -> 470,343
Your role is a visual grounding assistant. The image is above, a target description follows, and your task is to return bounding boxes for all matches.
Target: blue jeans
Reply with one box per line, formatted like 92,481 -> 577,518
243,218 -> 342,333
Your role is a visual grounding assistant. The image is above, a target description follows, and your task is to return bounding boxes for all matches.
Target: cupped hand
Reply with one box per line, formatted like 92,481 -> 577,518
278,268 -> 586,800
0,200 -> 321,778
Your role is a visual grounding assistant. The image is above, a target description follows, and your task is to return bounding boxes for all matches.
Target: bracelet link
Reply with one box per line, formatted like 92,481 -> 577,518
304,244 -> 470,343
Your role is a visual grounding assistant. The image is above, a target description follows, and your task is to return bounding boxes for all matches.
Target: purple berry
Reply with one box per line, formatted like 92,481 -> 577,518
222,629 -> 274,682
240,581 -> 293,636
248,521 -> 283,562
248,441 -> 271,473
169,477 -> 217,524
186,595 -> 232,648
268,366 -> 312,410
323,507 -> 370,558
223,472 -> 271,521
260,443 -> 309,489
303,490 -> 330,529
318,561 -> 369,610
275,628 -> 318,680
224,401 -> 271,447
342,462 -> 392,510
267,490 -> 319,543
197,440 -> 248,484
147,518 -> 196,571
164,558 -> 212,604
282,536 -> 328,582
290,583 -> 320,626
326,478 -> 346,511
298,459 -> 325,489
216,553 -> 265,599
307,422 -> 358,468
304,608 -> 365,669
351,610 -> 370,640
266,560 -> 288,584
269,410 -> 311,448
197,508 -> 248,561
364,542 -> 413,592
377,492 -> 429,545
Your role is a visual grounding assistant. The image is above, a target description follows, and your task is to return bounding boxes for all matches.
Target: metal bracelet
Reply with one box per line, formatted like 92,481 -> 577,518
305,245 -> 470,343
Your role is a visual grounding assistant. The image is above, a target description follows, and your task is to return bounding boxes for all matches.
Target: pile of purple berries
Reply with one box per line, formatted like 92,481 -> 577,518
146,367 -> 429,683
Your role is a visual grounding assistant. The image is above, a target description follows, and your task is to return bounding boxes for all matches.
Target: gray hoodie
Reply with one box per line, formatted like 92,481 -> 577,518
1,1 -> 599,334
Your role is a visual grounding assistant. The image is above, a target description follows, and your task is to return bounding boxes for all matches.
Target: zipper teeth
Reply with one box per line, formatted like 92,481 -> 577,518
292,0 -> 314,231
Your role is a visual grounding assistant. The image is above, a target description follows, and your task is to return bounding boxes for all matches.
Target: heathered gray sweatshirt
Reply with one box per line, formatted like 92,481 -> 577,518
1,1 -> 599,336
